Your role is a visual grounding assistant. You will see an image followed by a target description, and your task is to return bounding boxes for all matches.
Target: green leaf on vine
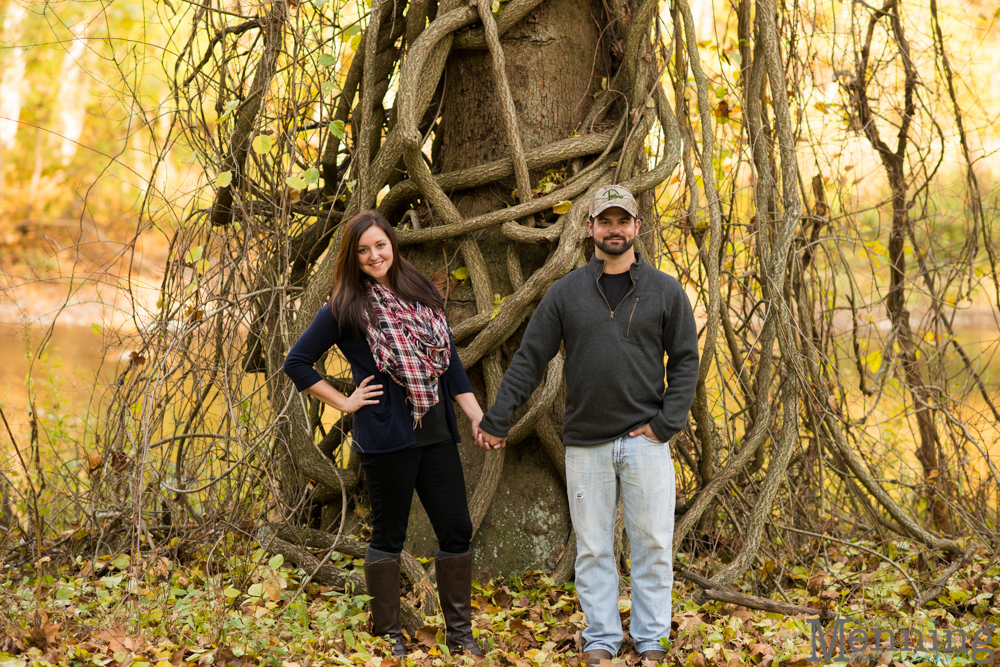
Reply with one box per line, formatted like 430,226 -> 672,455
252,135 -> 273,154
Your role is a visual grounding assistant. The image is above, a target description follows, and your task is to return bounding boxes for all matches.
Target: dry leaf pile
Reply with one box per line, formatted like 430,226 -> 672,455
1,538 -> 998,667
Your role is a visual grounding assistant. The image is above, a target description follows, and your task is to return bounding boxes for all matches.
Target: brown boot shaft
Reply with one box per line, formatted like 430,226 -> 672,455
364,559 -> 408,656
435,551 -> 483,655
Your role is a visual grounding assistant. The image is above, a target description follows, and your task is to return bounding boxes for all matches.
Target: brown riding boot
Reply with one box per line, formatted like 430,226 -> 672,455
364,555 -> 408,656
435,550 -> 483,655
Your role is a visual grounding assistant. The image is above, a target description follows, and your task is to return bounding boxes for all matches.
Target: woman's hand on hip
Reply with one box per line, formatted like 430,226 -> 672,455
342,375 -> 383,413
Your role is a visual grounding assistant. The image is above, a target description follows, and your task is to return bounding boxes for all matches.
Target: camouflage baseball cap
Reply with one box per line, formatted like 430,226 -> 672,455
589,185 -> 639,219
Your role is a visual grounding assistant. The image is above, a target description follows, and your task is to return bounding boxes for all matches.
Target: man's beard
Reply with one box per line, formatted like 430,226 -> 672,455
594,235 -> 635,256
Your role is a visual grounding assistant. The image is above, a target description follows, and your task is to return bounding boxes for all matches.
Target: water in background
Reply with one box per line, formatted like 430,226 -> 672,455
0,322 -> 120,448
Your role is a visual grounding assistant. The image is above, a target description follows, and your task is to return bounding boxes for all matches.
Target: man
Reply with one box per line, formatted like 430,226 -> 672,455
477,185 -> 699,663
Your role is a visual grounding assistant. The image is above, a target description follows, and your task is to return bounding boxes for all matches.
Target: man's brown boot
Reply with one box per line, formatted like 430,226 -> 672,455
585,649 -> 614,665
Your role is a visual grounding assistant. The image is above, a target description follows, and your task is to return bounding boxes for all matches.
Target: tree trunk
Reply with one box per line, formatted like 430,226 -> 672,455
401,0 -> 608,576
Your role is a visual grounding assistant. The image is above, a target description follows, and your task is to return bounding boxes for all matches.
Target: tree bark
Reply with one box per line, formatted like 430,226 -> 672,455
401,0 -> 609,576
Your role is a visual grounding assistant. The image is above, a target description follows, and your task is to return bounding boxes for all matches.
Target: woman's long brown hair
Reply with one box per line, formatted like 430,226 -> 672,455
329,210 -> 444,338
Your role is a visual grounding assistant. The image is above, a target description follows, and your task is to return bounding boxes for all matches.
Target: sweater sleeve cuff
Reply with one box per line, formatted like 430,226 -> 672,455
648,415 -> 677,443
292,369 -> 323,393
479,411 -> 510,438
448,374 -> 474,396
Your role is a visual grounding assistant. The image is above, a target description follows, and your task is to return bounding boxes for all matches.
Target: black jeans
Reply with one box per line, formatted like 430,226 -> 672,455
361,440 -> 473,554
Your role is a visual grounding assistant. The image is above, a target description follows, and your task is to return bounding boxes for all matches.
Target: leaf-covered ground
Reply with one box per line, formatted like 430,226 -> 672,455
2,539 -> 998,667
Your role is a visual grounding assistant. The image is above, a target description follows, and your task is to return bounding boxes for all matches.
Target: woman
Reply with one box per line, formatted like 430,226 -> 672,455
283,211 -> 485,656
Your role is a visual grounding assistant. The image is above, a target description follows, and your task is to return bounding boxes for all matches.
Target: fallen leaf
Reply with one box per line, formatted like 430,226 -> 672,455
782,656 -> 811,667
29,613 -> 59,650
493,587 -> 512,608
431,270 -> 452,299
807,572 -> 828,595
95,626 -> 146,654
674,611 -> 705,631
414,626 -> 438,648
217,649 -> 241,666
155,557 -> 172,579
550,626 -> 571,644
264,579 -> 282,602
722,607 -> 752,622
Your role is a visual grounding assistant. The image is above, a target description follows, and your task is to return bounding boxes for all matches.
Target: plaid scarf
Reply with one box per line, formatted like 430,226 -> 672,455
365,280 -> 451,427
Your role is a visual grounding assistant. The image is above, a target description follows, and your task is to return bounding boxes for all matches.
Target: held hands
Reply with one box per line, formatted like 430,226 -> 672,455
629,423 -> 661,442
341,375 -> 383,413
453,393 -> 505,451
470,414 -> 505,451
475,426 -> 507,451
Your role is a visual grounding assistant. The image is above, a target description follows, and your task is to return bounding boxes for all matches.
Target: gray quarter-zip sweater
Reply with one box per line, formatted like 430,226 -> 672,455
480,252 -> 699,447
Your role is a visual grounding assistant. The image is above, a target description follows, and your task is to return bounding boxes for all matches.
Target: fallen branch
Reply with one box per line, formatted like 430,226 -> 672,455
915,545 -> 978,609
676,569 -> 835,620
777,523 -> 922,601
273,524 -> 441,615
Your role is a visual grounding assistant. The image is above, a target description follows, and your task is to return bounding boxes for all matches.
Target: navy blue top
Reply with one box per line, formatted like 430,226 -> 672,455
282,306 -> 474,454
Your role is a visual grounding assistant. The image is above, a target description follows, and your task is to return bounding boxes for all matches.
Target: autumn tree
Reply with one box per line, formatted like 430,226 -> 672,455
82,0 -> 1000,616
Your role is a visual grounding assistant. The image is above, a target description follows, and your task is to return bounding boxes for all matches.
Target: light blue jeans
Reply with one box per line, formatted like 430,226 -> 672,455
566,433 -> 676,655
